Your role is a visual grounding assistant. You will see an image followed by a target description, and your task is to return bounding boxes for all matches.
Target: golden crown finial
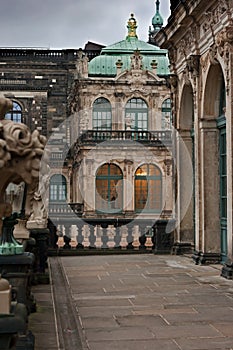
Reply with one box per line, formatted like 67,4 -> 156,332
127,13 -> 138,39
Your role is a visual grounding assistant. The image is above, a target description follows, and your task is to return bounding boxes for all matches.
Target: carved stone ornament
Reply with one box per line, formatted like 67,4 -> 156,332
0,97 -> 48,232
202,2 -> 228,34
208,44 -> 219,65
0,120 -> 46,184
76,49 -> 89,78
186,55 -> 200,77
130,50 -> 143,70
216,22 -> 233,57
182,67 -> 191,86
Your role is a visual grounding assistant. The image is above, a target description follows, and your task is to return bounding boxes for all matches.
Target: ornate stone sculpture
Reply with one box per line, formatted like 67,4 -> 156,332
0,97 -> 47,244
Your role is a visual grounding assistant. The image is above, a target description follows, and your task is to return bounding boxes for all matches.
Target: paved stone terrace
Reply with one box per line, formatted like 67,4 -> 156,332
29,254 -> 233,350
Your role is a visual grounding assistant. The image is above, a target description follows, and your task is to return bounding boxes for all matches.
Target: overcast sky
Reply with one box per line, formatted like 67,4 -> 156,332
1,0 -> 170,49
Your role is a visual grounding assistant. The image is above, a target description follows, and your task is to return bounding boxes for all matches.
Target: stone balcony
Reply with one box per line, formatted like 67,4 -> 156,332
78,130 -> 172,147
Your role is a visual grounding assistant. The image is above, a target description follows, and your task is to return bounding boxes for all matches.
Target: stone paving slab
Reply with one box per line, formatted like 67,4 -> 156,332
61,254 -> 233,350
28,284 -> 58,350
29,255 -> 233,350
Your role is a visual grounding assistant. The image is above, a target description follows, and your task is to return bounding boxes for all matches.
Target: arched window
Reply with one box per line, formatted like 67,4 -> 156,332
93,97 -> 112,130
96,164 -> 123,213
49,174 -> 67,202
5,101 -> 22,123
125,98 -> 148,130
161,98 -> 172,129
135,164 -> 162,212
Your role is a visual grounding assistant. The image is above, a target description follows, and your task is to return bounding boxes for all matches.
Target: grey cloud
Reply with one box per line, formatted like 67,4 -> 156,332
0,0 -> 170,49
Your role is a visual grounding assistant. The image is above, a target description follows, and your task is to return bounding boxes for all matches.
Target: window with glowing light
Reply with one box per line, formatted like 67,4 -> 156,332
96,164 -> 123,213
135,164 -> 162,212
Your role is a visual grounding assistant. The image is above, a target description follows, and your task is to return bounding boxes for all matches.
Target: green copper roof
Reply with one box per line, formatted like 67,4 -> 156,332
89,51 -> 169,77
88,14 -> 169,77
101,36 -> 161,54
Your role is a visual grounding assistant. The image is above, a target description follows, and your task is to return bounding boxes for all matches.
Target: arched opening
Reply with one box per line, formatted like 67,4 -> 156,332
125,98 -> 148,131
135,164 -> 162,212
202,63 -> 226,262
177,84 -> 194,243
92,97 -> 112,130
161,98 -> 172,129
49,174 -> 67,202
96,164 -> 123,213
5,101 -> 22,123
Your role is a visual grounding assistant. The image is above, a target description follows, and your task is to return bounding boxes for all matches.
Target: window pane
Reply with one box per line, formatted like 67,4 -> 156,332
125,98 -> 148,131
49,175 -> 67,202
5,102 -> 22,123
93,98 -> 112,130
135,164 -> 162,212
162,98 -> 172,129
96,164 -> 123,212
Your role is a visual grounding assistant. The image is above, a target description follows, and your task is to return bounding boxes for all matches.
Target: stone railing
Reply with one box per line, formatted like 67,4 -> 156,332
49,203 -> 83,216
0,48 -> 79,61
0,48 -> 101,61
47,217 -> 174,253
79,130 -> 172,146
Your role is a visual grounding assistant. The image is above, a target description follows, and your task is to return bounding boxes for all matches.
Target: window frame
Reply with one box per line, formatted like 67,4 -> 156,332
95,163 -> 123,213
5,101 -> 22,123
92,97 -> 112,130
135,164 -> 162,213
49,174 -> 67,202
125,98 -> 148,131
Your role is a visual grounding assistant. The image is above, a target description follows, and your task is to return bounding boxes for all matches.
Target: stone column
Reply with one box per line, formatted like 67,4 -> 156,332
174,130 -> 194,254
194,119 -> 221,264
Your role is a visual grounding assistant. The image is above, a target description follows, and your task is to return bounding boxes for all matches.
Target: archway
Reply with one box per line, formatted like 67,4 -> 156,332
176,84 -> 194,247
202,63 -> 226,262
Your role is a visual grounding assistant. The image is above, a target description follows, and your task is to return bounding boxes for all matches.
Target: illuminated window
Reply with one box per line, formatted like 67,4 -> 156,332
96,164 -> 123,213
135,164 -> 162,212
125,98 -> 148,130
162,98 -> 172,129
49,175 -> 67,202
5,101 -> 22,123
93,98 -> 112,130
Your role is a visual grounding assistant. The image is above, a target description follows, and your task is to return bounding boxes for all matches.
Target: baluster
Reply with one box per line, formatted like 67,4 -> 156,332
101,224 -> 108,249
138,222 -> 147,250
76,221 -> 84,249
121,226 -> 128,248
107,225 -> 115,248
132,225 -> 140,249
88,224 -> 96,249
114,226 -> 122,249
95,225 -> 102,248
126,223 -> 134,250
63,224 -> 71,249
83,225 -> 90,247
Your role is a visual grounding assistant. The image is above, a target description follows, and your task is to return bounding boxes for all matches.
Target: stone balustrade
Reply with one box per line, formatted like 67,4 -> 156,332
78,129 -> 172,146
47,218 -> 174,254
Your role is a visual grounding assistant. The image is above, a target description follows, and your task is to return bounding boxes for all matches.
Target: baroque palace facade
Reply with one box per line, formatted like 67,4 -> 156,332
155,0 -> 233,275
0,5 -> 176,251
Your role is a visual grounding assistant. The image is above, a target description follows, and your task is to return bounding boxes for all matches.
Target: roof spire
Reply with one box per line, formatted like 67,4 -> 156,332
126,14 -> 138,40
148,1 -> 163,45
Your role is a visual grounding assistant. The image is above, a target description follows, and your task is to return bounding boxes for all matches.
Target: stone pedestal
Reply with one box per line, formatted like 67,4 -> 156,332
28,229 -> 50,284
0,253 -> 35,313
0,302 -> 27,350
221,260 -> 233,279
153,220 -> 174,254
171,242 -> 194,255
192,251 -> 221,265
